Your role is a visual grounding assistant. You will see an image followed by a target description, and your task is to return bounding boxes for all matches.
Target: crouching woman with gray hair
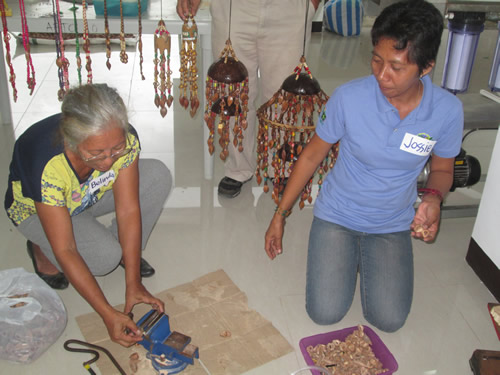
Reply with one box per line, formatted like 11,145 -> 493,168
5,84 -> 172,347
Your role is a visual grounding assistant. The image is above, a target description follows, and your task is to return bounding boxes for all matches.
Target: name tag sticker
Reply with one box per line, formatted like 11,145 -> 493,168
88,170 -> 116,194
400,133 -> 436,156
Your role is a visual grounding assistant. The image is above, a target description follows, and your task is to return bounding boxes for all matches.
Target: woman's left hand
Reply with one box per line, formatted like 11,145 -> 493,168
124,282 -> 165,315
411,199 -> 441,242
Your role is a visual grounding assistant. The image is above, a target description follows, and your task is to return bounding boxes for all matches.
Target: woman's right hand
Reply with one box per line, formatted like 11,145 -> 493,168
265,215 -> 286,260
102,308 -> 143,347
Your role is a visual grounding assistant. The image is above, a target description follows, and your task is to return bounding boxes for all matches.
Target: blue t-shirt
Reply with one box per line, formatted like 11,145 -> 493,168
313,74 -> 463,233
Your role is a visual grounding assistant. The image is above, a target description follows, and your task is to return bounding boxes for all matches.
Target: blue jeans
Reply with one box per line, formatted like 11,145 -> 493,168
306,217 -> 413,332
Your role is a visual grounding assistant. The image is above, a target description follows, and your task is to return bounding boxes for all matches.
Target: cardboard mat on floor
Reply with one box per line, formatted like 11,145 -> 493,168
75,269 -> 293,374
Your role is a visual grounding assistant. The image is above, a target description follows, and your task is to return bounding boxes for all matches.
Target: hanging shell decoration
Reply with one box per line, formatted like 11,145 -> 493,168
204,39 -> 249,160
153,20 -> 173,118
256,56 -> 339,209
179,14 -> 200,117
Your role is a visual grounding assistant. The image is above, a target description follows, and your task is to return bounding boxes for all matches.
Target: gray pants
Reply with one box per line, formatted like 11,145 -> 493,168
17,159 -> 172,276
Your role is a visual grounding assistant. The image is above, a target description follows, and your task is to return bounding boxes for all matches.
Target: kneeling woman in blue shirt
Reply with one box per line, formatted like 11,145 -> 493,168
264,0 -> 463,332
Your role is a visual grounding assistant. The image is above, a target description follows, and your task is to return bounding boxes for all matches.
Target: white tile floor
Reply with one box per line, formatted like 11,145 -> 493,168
1,5 -> 500,375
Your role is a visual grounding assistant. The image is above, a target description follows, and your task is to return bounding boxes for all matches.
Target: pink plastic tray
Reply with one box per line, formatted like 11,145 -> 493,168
299,325 -> 398,375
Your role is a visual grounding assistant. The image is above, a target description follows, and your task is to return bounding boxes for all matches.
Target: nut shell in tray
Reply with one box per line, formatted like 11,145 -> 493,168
299,325 -> 398,375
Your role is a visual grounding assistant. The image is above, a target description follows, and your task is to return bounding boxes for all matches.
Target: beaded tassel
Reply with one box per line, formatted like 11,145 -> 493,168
119,0 -> 128,63
179,14 -> 199,117
52,0 -> 70,100
153,20 -> 172,118
104,0 -> 112,70
137,0 -> 145,79
71,0 -> 82,84
82,0 -> 92,83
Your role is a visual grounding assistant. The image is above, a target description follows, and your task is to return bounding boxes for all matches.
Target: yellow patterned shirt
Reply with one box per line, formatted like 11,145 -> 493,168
5,114 -> 140,226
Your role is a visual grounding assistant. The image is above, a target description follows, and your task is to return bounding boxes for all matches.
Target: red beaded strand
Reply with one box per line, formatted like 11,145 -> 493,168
0,0 -> 17,102
19,0 -> 35,94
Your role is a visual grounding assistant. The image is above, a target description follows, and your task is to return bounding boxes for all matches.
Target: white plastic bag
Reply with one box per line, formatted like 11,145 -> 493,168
0,268 -> 67,363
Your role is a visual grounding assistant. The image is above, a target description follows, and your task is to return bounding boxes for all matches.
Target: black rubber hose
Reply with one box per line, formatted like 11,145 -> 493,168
63,339 -> 127,375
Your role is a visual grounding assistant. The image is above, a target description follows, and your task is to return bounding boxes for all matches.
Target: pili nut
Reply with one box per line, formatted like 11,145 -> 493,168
191,98 -> 199,111
220,330 -> 231,338
8,293 -> 28,298
10,302 -> 27,308
130,361 -> 138,374
414,224 -> 430,237
167,95 -> 174,108
129,352 -> 140,361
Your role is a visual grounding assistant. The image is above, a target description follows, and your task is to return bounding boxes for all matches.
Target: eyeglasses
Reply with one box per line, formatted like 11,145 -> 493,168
79,140 -> 132,162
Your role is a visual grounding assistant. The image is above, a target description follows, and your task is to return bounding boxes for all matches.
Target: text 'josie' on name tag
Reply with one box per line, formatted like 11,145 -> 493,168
400,132 -> 436,156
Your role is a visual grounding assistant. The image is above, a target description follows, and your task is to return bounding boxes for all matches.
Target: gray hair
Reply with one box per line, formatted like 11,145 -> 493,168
60,84 -> 129,152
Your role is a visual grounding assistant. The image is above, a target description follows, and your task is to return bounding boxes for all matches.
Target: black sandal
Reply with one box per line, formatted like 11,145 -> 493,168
119,257 -> 155,278
26,241 -> 69,290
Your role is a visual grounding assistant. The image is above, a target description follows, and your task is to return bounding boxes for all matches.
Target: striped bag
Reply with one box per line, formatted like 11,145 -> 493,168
323,0 -> 364,36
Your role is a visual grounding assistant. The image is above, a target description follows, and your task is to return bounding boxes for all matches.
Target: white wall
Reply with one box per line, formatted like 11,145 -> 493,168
471,124 -> 500,267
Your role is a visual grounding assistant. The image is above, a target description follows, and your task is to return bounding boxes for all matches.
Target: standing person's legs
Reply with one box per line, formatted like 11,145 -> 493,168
306,218 -> 359,324
257,0 -> 315,180
210,0 -> 259,189
258,0 -> 315,101
359,231 -> 413,332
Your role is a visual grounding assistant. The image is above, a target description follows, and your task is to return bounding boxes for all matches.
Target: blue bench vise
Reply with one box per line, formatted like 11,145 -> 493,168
136,309 -> 199,374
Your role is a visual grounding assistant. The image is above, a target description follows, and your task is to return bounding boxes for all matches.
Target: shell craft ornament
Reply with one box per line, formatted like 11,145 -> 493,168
179,14 -> 200,117
204,39 -> 249,160
256,56 -> 339,209
153,20 -> 173,118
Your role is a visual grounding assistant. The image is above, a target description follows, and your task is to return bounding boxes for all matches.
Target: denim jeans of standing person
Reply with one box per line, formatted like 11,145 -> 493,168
306,217 -> 413,333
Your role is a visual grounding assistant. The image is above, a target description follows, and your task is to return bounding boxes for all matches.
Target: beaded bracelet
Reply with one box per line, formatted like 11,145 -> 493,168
418,188 -> 443,202
275,206 -> 292,218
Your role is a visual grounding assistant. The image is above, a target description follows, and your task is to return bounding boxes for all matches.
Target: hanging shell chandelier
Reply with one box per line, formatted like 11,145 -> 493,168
204,38 -> 249,160
255,56 -> 339,208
